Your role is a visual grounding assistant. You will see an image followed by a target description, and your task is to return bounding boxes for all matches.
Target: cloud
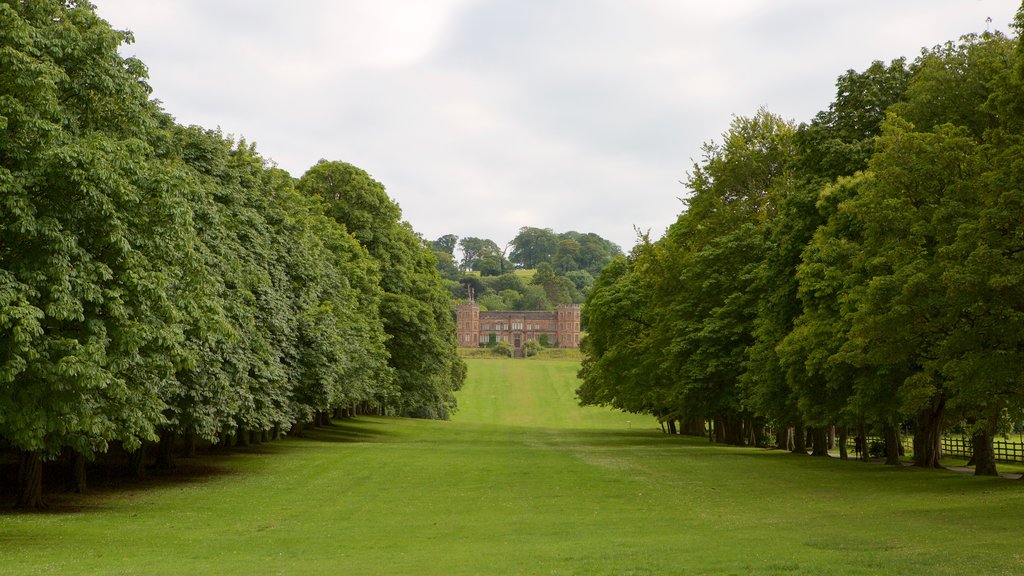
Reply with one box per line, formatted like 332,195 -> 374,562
94,0 -> 1021,252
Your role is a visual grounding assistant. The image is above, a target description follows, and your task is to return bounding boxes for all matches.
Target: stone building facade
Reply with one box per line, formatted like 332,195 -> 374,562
455,301 -> 581,353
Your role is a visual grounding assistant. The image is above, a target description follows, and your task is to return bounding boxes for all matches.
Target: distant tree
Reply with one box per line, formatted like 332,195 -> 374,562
532,263 -> 570,304
576,233 -> 623,275
485,272 -> 527,294
564,270 -> 595,293
458,237 -> 508,273
509,227 -> 559,269
433,251 -> 461,281
459,275 -> 487,301
518,285 -> 552,310
476,253 -> 508,276
432,234 -> 459,255
553,239 -> 582,273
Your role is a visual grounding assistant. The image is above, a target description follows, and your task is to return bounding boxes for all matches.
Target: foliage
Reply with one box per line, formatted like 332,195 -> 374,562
522,339 -> 543,357
579,27 -> 1024,475
491,341 -> 514,357
458,237 -> 510,275
446,228 -> 621,311
0,2 -> 461,507
298,161 -> 466,420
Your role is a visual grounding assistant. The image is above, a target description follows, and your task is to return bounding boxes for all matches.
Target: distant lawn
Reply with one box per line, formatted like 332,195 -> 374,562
2,359 -> 1023,575
457,347 -> 584,361
462,268 -> 536,280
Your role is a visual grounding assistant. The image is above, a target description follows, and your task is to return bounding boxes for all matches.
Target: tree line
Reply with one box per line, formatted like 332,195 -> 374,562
431,228 -> 622,311
0,1 -> 464,509
578,17 -> 1024,477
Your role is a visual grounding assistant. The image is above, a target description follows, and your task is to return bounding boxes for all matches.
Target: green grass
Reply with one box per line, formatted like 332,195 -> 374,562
457,346 -> 584,361
2,359 -> 1024,575
463,268 -> 536,280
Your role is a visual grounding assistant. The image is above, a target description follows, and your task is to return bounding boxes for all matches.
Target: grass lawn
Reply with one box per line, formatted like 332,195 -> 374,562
2,359 -> 1023,575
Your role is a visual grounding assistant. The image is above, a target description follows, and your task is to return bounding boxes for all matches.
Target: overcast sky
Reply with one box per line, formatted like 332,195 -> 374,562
94,1 -> 1020,253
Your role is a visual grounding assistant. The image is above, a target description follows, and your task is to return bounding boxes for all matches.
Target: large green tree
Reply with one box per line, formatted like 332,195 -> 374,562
0,0 -> 192,507
509,227 -> 559,269
298,161 -> 465,419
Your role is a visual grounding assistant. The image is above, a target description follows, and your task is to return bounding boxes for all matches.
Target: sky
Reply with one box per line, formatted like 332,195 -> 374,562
94,0 -> 1021,253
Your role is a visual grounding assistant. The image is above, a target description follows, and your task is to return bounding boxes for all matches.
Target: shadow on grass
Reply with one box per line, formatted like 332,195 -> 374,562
0,455 -> 242,515
293,418 -> 400,444
531,426 -> 1024,495
0,417 -> 397,514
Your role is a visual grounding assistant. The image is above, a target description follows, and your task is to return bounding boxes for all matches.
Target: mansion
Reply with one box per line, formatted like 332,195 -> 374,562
455,300 -> 581,352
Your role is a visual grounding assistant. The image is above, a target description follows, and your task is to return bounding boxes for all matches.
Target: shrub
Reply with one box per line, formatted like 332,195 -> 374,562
523,340 -> 542,357
492,342 -> 513,357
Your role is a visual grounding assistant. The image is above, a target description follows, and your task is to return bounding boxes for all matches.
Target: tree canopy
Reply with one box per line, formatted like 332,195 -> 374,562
0,1 -> 462,508
579,24 -> 1024,476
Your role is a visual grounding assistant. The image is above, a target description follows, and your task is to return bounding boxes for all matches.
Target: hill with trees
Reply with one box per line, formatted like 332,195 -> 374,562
429,227 -> 622,312
579,15 -> 1024,477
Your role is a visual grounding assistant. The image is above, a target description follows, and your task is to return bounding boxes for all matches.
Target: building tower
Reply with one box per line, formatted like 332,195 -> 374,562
555,303 -> 581,348
456,287 -> 481,347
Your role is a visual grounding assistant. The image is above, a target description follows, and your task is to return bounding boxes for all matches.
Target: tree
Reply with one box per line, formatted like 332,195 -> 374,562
509,227 -> 559,269
432,234 -> 459,255
795,59 -> 912,181
579,109 -> 796,445
0,0 -> 192,507
552,239 -> 582,273
458,237 -> 509,274
575,233 -> 622,276
890,32 -> 1015,139
532,263 -> 571,305
433,251 -> 461,281
298,161 -> 465,419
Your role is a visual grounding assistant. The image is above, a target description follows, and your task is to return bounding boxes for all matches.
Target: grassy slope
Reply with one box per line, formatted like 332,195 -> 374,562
2,359 -> 1023,575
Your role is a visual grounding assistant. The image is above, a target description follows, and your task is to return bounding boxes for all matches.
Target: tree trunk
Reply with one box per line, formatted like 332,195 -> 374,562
725,415 -> 745,446
127,444 -> 147,479
236,426 -> 250,447
791,424 -> 807,454
713,416 -> 726,444
883,424 -> 901,466
828,426 -> 836,450
667,419 -> 677,435
856,423 -> 868,461
683,417 -> 704,436
838,427 -> 849,461
734,417 -> 748,446
68,450 -> 88,493
775,427 -> 787,450
155,430 -> 176,470
810,427 -> 829,457
290,421 -> 304,438
972,427 -> 999,477
912,399 -> 945,468
15,451 -> 45,509
182,432 -> 197,458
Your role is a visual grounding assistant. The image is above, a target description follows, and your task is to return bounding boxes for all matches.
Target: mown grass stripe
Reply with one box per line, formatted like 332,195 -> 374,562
1,359 -> 1022,575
